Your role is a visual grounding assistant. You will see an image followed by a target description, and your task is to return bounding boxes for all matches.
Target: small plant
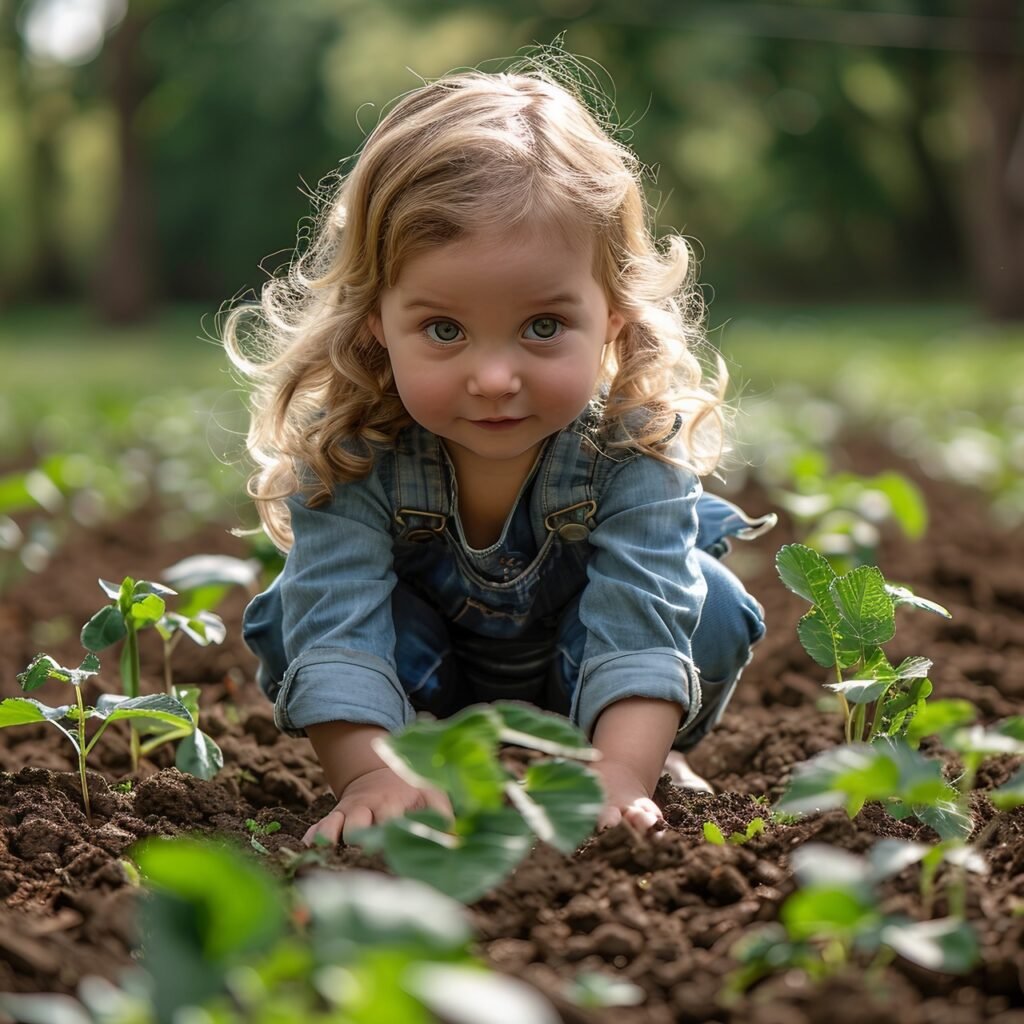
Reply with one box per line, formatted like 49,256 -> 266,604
246,818 -> 282,856
776,544 -> 950,744
353,702 -> 604,903
724,842 -> 979,1001
703,817 -> 766,846
81,576 -> 224,778
2,653 -> 191,821
0,836 -> 561,1023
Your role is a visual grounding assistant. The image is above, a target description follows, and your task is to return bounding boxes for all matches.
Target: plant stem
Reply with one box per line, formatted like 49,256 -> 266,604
162,634 -> 181,694
74,685 -> 92,822
125,622 -> 141,772
852,702 -> 867,744
139,728 -> 192,757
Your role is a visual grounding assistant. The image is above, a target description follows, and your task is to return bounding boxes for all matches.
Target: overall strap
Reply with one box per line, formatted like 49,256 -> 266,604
392,427 -> 451,542
538,422 -> 601,543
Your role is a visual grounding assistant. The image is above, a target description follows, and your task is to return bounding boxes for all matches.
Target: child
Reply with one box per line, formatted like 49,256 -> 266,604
227,62 -> 775,848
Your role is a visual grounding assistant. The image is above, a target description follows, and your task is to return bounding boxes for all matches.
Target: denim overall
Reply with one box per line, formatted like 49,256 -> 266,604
242,401 -> 775,749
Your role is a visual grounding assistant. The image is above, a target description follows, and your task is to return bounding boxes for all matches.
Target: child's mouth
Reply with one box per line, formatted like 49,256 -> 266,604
472,417 -> 526,430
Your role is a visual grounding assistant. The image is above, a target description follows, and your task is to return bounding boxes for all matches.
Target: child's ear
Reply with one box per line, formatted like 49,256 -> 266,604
606,308 -> 626,345
367,311 -> 387,348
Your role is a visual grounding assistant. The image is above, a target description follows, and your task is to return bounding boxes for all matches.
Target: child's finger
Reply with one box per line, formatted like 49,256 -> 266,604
341,804 -> 374,845
597,806 -> 622,831
303,807 -> 345,848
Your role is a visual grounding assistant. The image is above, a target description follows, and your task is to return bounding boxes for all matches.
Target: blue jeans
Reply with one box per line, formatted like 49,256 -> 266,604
391,548 -> 765,751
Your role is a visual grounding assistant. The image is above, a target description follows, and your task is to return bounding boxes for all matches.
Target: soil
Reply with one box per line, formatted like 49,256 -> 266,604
1,437 -> 1022,1024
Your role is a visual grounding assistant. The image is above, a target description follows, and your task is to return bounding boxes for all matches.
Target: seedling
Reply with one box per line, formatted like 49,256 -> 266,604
81,576 -> 223,778
724,842 -> 978,1001
703,817 -> 766,846
776,544 -> 950,744
246,818 -> 282,856
3,653 -> 191,821
353,702 -> 604,903
0,836 -> 561,1023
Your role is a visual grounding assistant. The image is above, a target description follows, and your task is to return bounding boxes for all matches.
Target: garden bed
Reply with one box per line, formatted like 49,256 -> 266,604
1,441 -> 1022,1024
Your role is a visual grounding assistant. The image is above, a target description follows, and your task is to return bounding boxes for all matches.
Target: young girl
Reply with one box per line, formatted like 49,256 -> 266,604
227,63 -> 775,848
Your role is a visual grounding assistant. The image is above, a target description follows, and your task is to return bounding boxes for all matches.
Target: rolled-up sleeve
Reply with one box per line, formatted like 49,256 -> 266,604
569,455 -> 707,739
249,471 -> 415,737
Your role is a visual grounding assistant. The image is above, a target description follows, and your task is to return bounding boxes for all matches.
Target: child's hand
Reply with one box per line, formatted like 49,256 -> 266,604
591,757 -> 664,833
302,766 -> 453,848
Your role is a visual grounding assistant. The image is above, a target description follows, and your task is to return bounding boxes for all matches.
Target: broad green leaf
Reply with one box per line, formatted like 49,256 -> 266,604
775,744 -> 899,818
895,657 -> 932,680
494,702 -> 597,759
0,993 -> 93,1024
511,760 -> 603,853
875,737 -> 956,807
160,610 -> 227,647
825,679 -> 889,705
18,653 -> 100,690
789,843 -> 872,890
880,917 -> 979,973
0,696 -> 73,727
905,700 -> 977,748
997,717 -> 1024,741
881,677 -> 933,739
97,578 -> 123,600
176,729 -> 224,780
781,888 -> 875,941
131,580 -> 177,599
991,766 -> 1024,810
297,868 -> 472,961
867,839 -> 930,881
161,554 -> 260,593
703,821 -> 726,845
948,725 -> 1024,758
884,584 -> 952,619
830,566 -> 895,646
358,807 -> 532,903
870,473 -> 927,540
132,835 -> 286,962
775,544 -> 837,606
911,800 -> 973,841
563,971 -> 646,1009
796,607 -> 839,667
407,963 -> 562,1024
95,693 -> 193,729
384,708 -> 506,814
733,817 -> 767,843
129,594 -> 166,628
81,605 -> 127,652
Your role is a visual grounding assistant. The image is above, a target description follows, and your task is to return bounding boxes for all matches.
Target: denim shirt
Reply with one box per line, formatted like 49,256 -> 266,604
242,399 -> 775,740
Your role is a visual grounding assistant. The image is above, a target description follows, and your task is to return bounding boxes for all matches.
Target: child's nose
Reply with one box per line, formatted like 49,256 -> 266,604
467,353 -> 522,398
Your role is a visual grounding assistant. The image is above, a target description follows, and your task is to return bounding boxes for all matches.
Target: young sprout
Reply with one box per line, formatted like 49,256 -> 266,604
4,653 -> 191,821
245,818 -> 282,856
353,702 -> 604,903
702,817 -> 766,846
776,544 -> 950,744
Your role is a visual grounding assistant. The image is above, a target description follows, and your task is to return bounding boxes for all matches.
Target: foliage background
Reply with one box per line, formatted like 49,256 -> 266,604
3,0 -> 1022,325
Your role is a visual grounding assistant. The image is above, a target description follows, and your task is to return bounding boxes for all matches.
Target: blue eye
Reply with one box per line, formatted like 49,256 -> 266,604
525,317 -> 562,341
426,320 -> 462,343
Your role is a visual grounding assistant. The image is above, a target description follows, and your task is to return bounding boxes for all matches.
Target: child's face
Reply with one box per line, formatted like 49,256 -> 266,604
368,220 -> 625,477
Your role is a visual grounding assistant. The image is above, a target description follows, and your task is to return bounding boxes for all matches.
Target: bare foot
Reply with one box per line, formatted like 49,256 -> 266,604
662,751 -> 714,793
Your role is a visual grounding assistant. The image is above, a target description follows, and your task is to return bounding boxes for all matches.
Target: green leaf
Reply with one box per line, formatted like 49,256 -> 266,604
894,657 -> 932,680
564,971 -> 646,1009
18,653 -> 100,690
356,807 -> 533,904
905,700 -> 977,748
880,677 -> 933,739
996,717 -> 1024,741
947,725 -> 1024,758
884,584 -> 952,619
383,708 -> 507,815
733,817 -> 767,843
910,800 -> 973,841
97,578 -> 123,600
775,744 -> 899,818
132,836 -> 285,1016
160,610 -> 227,647
129,594 -> 166,628
825,679 -> 889,705
493,702 -> 598,759
81,605 -> 127,652
176,729 -> 224,780
703,821 -> 726,845
830,566 -> 895,646
796,607 -> 840,668
512,760 -> 604,853
95,693 -> 193,729
0,993 -> 93,1024
789,842 -> 873,890
0,696 -> 74,727
775,544 -> 837,606
131,579 -> 177,599
870,473 -> 927,540
880,917 -> 979,973
991,766 -> 1024,810
866,839 -> 930,881
297,868 -> 472,960
781,887 -> 875,942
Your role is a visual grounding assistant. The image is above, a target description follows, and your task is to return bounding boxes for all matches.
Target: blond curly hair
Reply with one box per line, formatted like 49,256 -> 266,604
224,60 -> 727,550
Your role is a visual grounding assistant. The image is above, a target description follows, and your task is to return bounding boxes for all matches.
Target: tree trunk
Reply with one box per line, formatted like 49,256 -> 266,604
963,0 -> 1024,320
92,10 -> 156,323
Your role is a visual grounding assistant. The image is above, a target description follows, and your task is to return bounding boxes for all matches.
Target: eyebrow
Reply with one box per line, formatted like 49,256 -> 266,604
401,293 -> 584,311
